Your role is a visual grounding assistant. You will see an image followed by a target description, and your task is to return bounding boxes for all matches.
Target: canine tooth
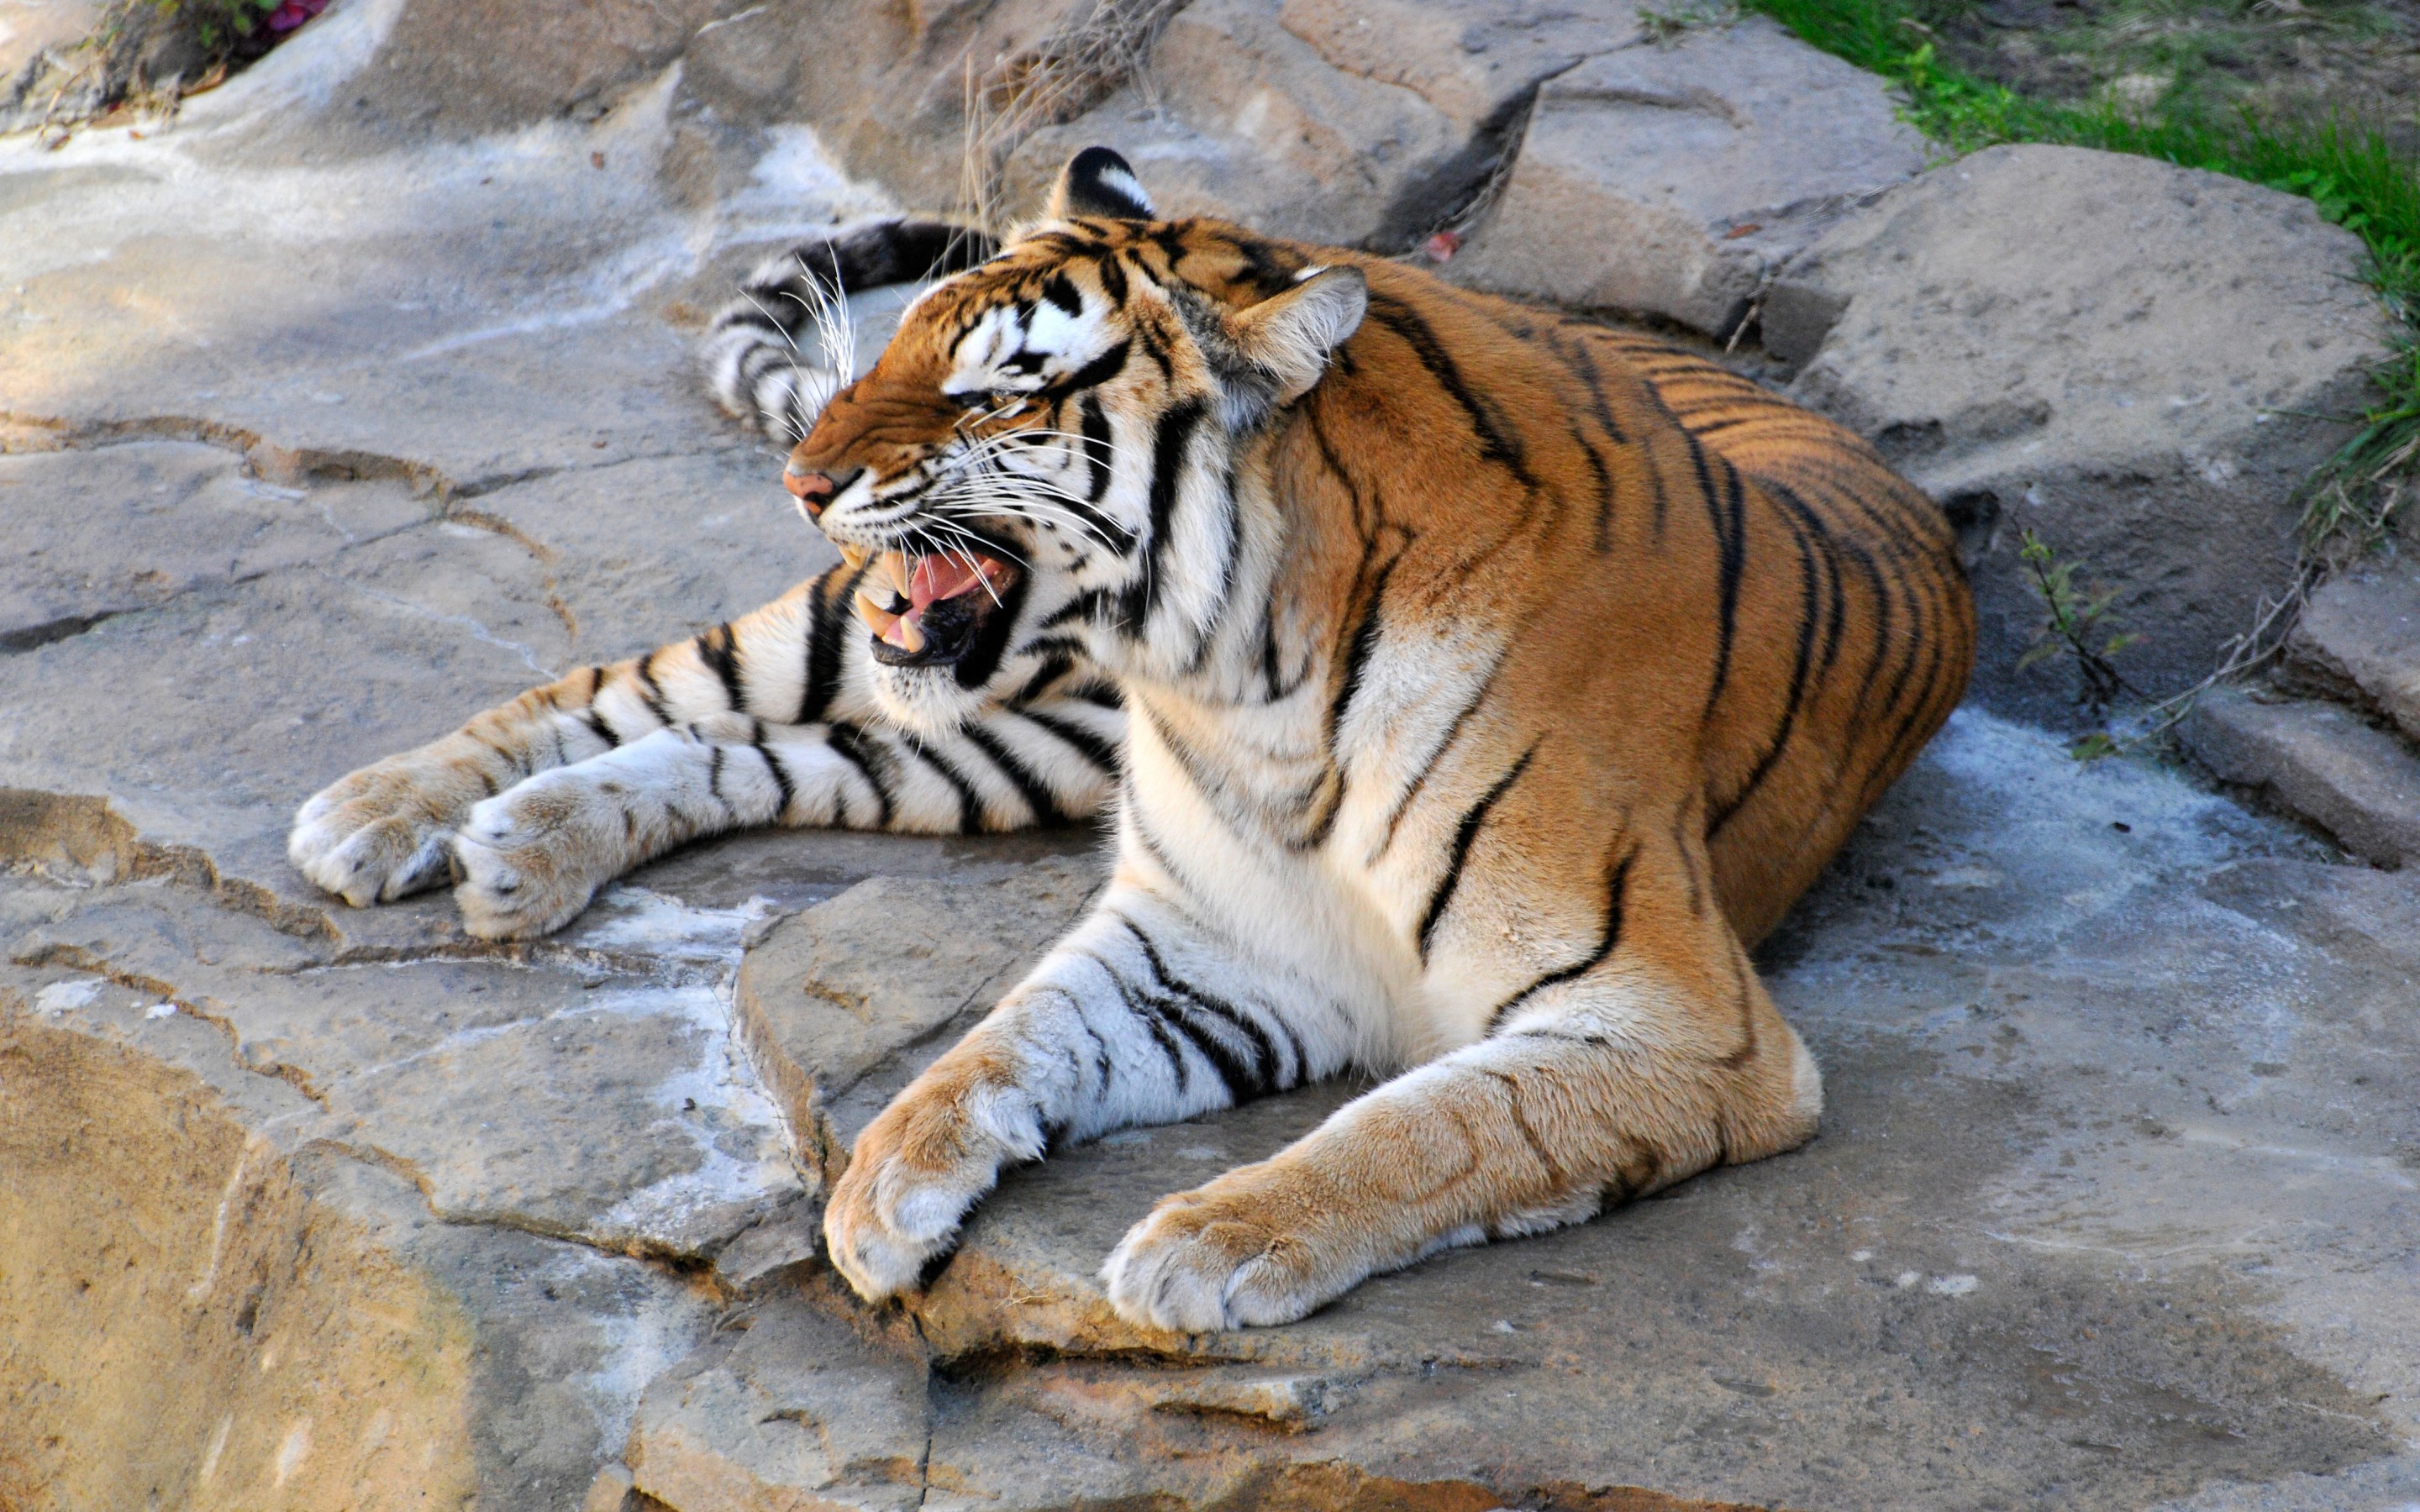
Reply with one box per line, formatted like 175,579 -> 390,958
836,543 -> 870,571
881,549 -> 911,598
893,615 -> 927,654
854,589 -> 898,638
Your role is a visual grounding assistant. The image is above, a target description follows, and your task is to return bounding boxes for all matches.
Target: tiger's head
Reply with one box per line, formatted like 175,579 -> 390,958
785,147 -> 1368,733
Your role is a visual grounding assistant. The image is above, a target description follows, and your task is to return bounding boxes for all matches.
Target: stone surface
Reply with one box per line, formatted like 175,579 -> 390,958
618,713 -> 2420,1512
2177,685 -> 2420,868
1008,0 -> 1634,250
2284,560 -> 2420,743
1448,15 -> 1925,337
624,1278 -> 929,1512
0,974 -> 722,1510
10,7 -> 2420,1509
1773,144 -> 2393,718
734,857 -> 1102,1181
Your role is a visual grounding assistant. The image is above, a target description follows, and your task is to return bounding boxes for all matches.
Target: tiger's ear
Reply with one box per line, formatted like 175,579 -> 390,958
1230,265 -> 1367,405
1049,146 -> 1155,221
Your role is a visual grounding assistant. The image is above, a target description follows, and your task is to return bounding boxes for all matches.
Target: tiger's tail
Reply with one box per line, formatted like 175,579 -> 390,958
700,219 -> 1001,442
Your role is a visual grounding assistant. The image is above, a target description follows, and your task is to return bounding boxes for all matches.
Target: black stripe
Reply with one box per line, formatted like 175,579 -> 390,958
961,724 -> 1066,824
634,651 -> 673,725
1020,707 -> 1120,774
1370,662 -> 1501,861
1094,250 -> 1128,306
1080,394 -> 1116,507
1692,438 -> 1748,728
1040,272 -> 1083,318
583,709 -> 623,749
749,722 -> 796,814
697,623 -> 746,713
1487,846 -> 1635,1030
1417,747 -> 1536,958
1710,489 -> 1823,837
1042,337 -> 1131,402
1123,918 -> 1280,1094
1328,552 -> 1394,748
1081,953 -> 1191,1095
1125,397 -> 1207,627
1365,292 -> 1535,487
906,736 -> 986,832
799,564 -> 863,725
823,723 -> 897,827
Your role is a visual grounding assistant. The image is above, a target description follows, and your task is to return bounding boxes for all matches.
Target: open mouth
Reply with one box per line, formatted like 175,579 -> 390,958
855,547 -> 1022,668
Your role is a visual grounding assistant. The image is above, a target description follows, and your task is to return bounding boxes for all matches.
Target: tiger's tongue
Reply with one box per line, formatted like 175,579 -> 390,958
909,554 -> 991,611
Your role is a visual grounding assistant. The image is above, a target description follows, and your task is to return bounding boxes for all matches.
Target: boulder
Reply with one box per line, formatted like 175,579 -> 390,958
1447,14 -> 1926,337
1770,144 -> 2393,719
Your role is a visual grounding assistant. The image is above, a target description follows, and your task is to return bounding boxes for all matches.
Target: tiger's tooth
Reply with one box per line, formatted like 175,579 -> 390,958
881,549 -> 910,598
894,614 -> 927,654
854,589 -> 898,638
837,543 -> 870,571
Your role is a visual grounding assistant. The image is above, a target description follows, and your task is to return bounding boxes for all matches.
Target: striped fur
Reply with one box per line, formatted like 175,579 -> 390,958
292,147 -> 1971,1331
786,150 -> 1973,1330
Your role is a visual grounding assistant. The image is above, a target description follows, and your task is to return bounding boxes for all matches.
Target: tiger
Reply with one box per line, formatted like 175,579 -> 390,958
288,145 -> 1973,1330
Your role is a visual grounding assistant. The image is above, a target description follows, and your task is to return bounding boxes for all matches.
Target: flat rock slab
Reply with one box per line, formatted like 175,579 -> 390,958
735,855 -> 1103,1184
2177,685 -> 2420,868
635,712 -> 2420,1512
2285,561 -> 2420,743
1772,144 -> 2392,718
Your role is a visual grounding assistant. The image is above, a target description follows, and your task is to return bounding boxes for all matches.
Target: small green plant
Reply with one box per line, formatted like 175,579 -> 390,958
2015,529 -> 2140,738
138,0 -> 274,55
1639,0 -> 1744,45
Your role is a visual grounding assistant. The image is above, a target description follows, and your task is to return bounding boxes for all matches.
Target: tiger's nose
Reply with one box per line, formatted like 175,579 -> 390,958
784,465 -> 860,517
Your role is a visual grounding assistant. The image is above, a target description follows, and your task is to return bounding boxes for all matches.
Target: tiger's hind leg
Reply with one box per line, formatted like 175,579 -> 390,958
1099,822 -> 1821,1332
822,879 -> 1356,1303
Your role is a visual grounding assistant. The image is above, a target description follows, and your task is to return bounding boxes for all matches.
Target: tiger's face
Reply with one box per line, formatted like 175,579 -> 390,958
785,148 -> 1366,733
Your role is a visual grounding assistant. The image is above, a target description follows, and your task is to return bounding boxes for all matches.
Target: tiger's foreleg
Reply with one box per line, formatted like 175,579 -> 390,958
291,568 -> 854,907
823,880 -> 1354,1303
449,693 -> 1122,938
1099,842 -> 1823,1331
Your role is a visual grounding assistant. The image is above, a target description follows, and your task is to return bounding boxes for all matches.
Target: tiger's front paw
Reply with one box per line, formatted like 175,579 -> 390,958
450,775 -> 627,940
824,1072 -> 1038,1304
1101,1168 -> 1362,1332
288,758 -> 483,907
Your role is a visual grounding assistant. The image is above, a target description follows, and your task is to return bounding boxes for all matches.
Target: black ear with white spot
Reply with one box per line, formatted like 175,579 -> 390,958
1050,146 -> 1155,222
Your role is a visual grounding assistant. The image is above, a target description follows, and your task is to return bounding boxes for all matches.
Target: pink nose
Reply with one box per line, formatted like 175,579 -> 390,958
784,465 -> 844,517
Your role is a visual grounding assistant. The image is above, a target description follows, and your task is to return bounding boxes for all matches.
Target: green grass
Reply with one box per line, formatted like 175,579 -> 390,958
1744,0 -> 2418,736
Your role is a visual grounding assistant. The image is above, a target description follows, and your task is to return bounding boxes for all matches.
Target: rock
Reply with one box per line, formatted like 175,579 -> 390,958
660,711 -> 2420,1512
1772,144 -> 2393,717
0,974 -> 721,1510
734,857 -> 1103,1182
2177,685 -> 2420,868
2283,562 -> 2420,743
1446,15 -> 1925,337
1007,0 -> 1639,249
623,1281 -> 929,1512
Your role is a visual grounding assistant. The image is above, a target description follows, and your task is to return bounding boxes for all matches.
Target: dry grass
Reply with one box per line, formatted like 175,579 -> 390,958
953,0 -> 1186,233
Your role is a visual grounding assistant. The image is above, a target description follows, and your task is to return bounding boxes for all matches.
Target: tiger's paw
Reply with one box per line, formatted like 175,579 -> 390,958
1101,1170 -> 1361,1332
288,759 -> 481,906
824,1073 -> 1036,1303
450,776 -> 626,940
